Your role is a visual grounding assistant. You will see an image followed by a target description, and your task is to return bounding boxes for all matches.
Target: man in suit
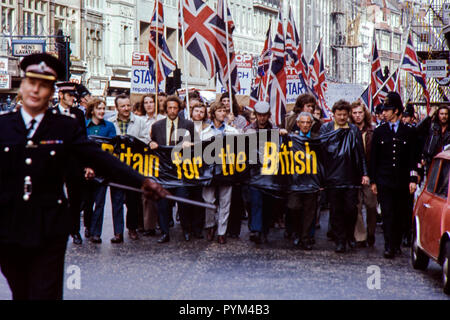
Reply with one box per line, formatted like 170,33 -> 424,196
319,100 -> 369,253
150,95 -> 195,243
0,53 -> 168,299
370,92 -> 419,259
52,81 -> 88,245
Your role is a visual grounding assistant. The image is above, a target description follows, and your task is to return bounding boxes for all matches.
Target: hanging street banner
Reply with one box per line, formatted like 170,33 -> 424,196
216,54 -> 253,96
90,129 -> 365,193
131,52 -> 165,94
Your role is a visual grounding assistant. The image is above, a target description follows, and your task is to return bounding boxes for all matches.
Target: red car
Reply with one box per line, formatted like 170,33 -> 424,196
412,148 -> 450,294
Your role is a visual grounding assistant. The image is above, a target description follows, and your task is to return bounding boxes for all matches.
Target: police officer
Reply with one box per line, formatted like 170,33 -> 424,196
369,92 -> 419,259
0,53 -> 168,299
51,81 -> 88,244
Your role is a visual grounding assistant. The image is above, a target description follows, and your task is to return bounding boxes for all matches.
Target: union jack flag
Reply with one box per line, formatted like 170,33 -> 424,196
266,10 -> 286,126
401,32 -> 430,113
148,0 -> 176,86
368,38 -> 384,113
249,21 -> 272,108
258,20 -> 272,78
216,0 -> 240,93
308,40 -> 332,120
179,0 -> 237,91
285,4 -> 310,94
361,69 -> 400,110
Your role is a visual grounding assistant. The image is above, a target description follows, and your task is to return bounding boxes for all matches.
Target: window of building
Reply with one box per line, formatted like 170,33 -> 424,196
1,3 -> 15,34
381,31 -> 390,51
393,34 -> 401,52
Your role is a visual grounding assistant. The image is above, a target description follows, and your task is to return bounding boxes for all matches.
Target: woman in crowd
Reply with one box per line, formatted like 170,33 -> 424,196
138,93 -> 164,236
139,94 -> 165,138
84,98 -> 118,243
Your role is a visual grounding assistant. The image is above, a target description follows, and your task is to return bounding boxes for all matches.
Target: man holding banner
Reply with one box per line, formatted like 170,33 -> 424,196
319,100 -> 369,253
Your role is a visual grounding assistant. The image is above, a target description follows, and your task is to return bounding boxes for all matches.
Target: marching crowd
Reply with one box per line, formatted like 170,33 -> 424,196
9,66 -> 450,258
1,52 -> 449,300
40,80 -> 448,259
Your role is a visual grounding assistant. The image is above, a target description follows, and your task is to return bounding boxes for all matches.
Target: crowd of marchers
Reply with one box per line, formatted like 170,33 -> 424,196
11,82 -> 449,259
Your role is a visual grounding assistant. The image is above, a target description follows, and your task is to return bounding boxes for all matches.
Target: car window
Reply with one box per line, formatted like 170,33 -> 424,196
435,160 -> 449,199
427,159 -> 441,193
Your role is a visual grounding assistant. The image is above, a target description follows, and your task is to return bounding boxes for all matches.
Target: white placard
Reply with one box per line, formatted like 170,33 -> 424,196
216,54 -> 253,96
426,60 -> 448,78
131,52 -> 165,94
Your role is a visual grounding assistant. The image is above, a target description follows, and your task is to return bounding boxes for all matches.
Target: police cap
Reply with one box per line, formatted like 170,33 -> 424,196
76,84 -> 91,98
19,53 -> 64,82
254,101 -> 270,114
383,91 -> 403,114
56,81 -> 77,94
375,103 -> 384,115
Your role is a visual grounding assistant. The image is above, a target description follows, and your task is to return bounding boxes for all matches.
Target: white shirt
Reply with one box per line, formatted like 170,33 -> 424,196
21,108 -> 45,138
58,104 -> 71,115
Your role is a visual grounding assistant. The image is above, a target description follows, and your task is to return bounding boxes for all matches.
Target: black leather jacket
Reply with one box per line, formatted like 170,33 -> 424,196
422,121 -> 450,166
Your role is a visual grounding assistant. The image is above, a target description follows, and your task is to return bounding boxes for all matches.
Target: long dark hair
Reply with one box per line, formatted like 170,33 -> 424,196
220,92 -> 240,117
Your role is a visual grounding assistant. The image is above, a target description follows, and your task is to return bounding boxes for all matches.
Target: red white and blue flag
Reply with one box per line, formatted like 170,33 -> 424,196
216,0 -> 240,93
148,0 -> 176,86
266,10 -> 286,126
285,4 -> 310,94
250,21 -> 272,108
361,69 -> 401,110
400,32 -> 430,113
308,40 -> 332,120
368,39 -> 384,112
179,0 -> 238,92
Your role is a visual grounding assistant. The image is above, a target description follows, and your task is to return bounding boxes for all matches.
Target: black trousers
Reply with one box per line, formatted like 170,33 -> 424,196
377,185 -> 410,251
328,188 -> 359,244
124,190 -> 140,231
180,187 -> 204,234
288,192 -> 319,241
66,179 -> 83,235
0,240 -> 67,300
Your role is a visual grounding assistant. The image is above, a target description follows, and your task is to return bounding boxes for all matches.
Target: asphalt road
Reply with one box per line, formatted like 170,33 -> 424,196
0,191 -> 449,300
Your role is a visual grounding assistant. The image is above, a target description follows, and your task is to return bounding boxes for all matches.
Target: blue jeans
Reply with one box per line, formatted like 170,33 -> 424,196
89,185 -> 107,237
110,187 -> 125,235
249,187 -> 263,233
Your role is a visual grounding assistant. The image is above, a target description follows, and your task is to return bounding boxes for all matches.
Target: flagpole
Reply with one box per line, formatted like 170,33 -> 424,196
263,19 -> 274,101
155,0 -> 160,112
394,24 -> 411,91
224,0 -> 234,116
180,0 -> 190,119
373,65 -> 399,98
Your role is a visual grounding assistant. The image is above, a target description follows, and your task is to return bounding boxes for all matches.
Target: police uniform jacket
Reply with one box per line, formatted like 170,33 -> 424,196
369,121 -> 419,188
0,109 -> 146,248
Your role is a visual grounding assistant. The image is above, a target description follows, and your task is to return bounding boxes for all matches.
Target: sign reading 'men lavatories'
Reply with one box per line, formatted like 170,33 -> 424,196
131,52 -> 165,94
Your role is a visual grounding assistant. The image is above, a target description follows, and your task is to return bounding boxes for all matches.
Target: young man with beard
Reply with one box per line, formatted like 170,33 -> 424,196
350,101 -> 377,247
150,95 -> 195,243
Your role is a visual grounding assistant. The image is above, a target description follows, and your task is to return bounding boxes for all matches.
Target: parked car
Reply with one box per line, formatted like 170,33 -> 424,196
412,147 -> 450,294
